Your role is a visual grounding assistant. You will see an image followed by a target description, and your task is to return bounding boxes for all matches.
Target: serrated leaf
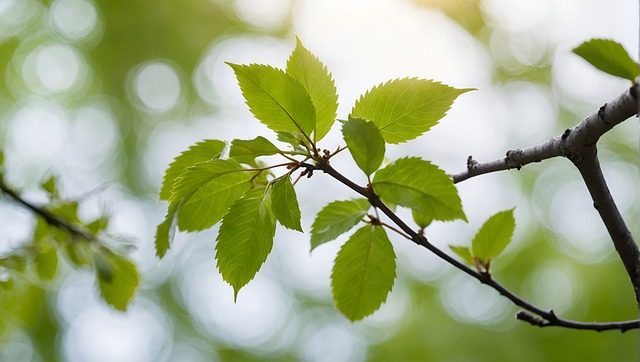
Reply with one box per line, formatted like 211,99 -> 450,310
310,199 -> 370,251
471,209 -> 516,264
342,116 -> 385,176
372,157 -> 466,221
35,247 -> 58,280
215,187 -> 276,300
351,78 -> 473,144
287,37 -> 338,141
171,159 -> 252,232
449,245 -> 474,266
331,225 -> 396,321
270,176 -> 302,231
228,63 -> 316,137
229,136 -> 281,164
155,205 -> 177,258
573,39 -> 639,81
160,140 -> 226,200
96,251 -> 138,311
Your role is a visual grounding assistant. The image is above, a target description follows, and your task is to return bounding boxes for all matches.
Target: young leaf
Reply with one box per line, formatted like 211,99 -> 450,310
171,160 -> 252,232
449,245 -> 474,266
372,157 -> 466,222
35,247 -> 58,280
573,39 -> 639,81
96,251 -> 139,311
215,187 -> 276,300
228,63 -> 316,137
229,136 -> 280,164
331,225 -> 396,321
412,209 -> 433,229
351,78 -> 473,144
471,209 -> 516,265
310,198 -> 370,251
155,205 -> 177,258
160,140 -> 225,201
287,37 -> 338,141
41,176 -> 57,197
270,176 -> 302,231
342,116 -> 385,176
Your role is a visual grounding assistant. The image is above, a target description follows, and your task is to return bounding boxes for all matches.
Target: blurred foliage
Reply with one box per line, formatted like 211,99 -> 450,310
0,0 -> 639,361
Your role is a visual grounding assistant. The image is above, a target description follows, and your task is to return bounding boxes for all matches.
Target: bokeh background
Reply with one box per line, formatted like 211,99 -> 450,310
1,0 -> 639,361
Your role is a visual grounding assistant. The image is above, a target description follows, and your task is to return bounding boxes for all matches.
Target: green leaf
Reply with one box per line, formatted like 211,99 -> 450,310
64,241 -> 92,267
372,157 -> 466,221
96,251 -> 138,311
215,187 -> 276,300
35,248 -> 58,280
310,199 -> 370,251
41,176 -> 57,197
228,63 -> 316,137
471,209 -> 516,264
171,159 -> 252,232
573,39 -> 639,81
229,136 -> 280,164
412,209 -> 433,229
86,217 -> 109,235
160,140 -> 226,201
155,205 -> 177,258
449,245 -> 474,266
270,176 -> 302,231
331,225 -> 396,321
287,37 -> 338,141
342,116 -> 385,176
351,78 -> 473,144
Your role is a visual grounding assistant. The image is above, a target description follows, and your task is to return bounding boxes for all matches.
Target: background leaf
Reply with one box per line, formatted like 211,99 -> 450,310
155,206 -> 177,258
331,225 -> 396,321
449,245 -> 474,266
351,78 -> 473,144
96,251 -> 139,311
310,199 -> 370,250
573,39 -> 639,81
35,247 -> 58,280
215,187 -> 276,299
342,116 -> 386,176
160,140 -> 225,200
372,157 -> 466,221
471,209 -> 516,264
271,176 -> 303,231
287,37 -> 339,141
230,136 -> 280,164
228,63 -> 316,136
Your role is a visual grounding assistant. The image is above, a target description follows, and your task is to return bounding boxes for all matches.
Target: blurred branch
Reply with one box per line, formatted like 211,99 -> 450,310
314,161 -> 640,332
452,84 -> 640,305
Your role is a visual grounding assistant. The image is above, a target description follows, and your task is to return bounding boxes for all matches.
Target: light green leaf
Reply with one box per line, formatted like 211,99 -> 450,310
573,39 -> 639,81
41,176 -> 57,197
287,37 -> 338,141
471,209 -> 516,264
215,187 -> 276,300
331,225 -> 396,321
351,78 -> 473,144
160,140 -> 225,200
228,63 -> 316,136
171,159 -> 252,232
310,199 -> 370,251
270,176 -> 302,231
230,136 -> 280,164
449,245 -> 474,266
96,251 -> 138,311
155,205 -> 177,258
412,209 -> 433,229
372,157 -> 466,221
35,247 -> 58,280
342,116 -> 385,176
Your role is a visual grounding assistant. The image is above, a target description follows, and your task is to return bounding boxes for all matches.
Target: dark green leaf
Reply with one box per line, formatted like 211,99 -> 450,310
229,136 -> 280,164
331,225 -> 396,321
160,140 -> 226,200
351,78 -> 473,144
342,116 -> 385,176
310,199 -> 370,251
372,157 -> 466,221
35,247 -> 58,280
228,63 -> 316,136
155,205 -> 177,258
270,176 -> 302,231
96,251 -> 138,311
287,37 -> 338,141
215,187 -> 276,300
449,245 -> 474,266
573,39 -> 639,81
471,209 -> 516,264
